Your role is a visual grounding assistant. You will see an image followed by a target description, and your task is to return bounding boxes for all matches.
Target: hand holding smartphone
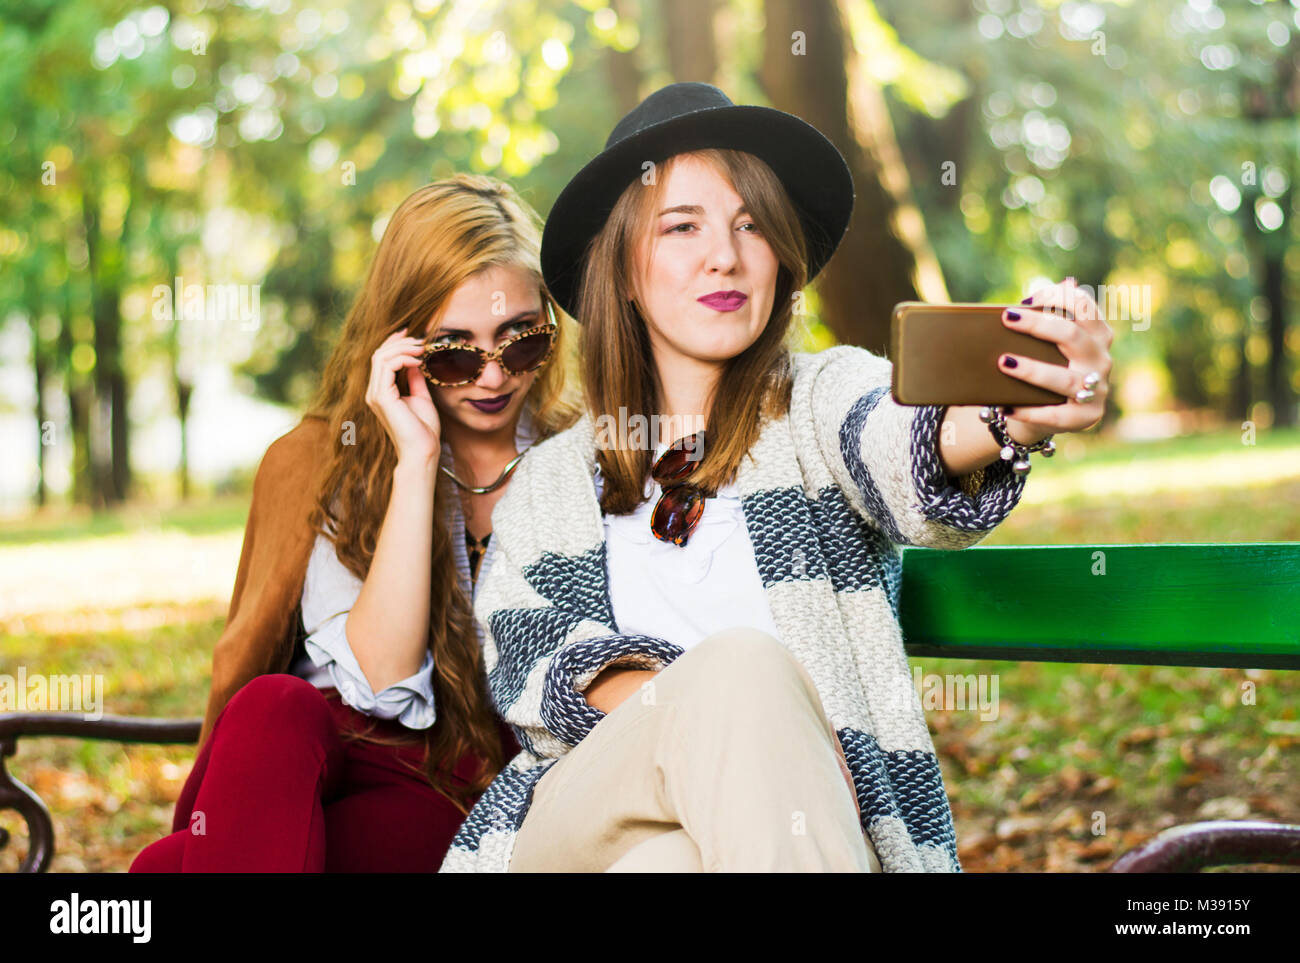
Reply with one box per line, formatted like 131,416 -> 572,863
890,301 -> 1071,407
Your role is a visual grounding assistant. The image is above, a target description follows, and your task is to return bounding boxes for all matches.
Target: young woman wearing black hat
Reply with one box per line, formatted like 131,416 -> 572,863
440,83 -> 1113,873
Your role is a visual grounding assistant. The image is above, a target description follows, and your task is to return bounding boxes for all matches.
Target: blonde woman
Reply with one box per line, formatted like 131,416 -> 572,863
131,175 -> 578,872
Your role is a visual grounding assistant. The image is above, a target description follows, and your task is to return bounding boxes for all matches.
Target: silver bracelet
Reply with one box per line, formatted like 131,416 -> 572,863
979,406 -> 1055,477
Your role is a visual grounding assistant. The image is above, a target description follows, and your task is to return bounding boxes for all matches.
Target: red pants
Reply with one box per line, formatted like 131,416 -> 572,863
130,674 -> 516,873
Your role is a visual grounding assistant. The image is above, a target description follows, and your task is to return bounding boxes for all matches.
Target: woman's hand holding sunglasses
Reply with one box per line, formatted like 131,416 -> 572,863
366,329 -> 442,469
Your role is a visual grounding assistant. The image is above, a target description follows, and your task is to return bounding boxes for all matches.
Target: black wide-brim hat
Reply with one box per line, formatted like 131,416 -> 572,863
541,82 -> 855,319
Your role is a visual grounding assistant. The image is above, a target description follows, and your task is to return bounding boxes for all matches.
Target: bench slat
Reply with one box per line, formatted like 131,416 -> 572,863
899,543 -> 1300,669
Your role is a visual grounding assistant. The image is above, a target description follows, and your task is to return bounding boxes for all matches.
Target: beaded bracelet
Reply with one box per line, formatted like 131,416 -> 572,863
979,406 -> 1055,477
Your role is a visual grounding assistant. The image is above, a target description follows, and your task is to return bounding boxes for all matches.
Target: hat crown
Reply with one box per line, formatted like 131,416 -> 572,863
605,82 -> 735,150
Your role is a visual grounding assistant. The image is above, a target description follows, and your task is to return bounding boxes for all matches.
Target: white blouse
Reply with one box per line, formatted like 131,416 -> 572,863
289,409 -> 538,729
598,452 -> 782,650
295,532 -> 439,730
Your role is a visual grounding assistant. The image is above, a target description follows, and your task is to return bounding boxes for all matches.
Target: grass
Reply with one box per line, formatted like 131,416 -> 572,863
0,496 -> 252,546
919,656 -> 1299,871
1,425 -> 1297,872
1041,422 -> 1300,469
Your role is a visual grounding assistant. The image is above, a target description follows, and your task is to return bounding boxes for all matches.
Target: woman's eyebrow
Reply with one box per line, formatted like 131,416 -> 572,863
434,309 -> 540,339
658,203 -> 749,216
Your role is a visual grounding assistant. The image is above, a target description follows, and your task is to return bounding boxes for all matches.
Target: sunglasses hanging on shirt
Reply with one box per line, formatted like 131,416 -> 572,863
650,431 -> 708,546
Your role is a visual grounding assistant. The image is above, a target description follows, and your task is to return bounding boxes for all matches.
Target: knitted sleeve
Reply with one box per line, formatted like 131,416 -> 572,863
473,450 -> 685,759
796,345 -> 1027,549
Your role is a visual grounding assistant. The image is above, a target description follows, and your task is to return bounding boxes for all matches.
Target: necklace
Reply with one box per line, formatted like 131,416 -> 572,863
440,451 -> 527,494
465,529 -> 492,583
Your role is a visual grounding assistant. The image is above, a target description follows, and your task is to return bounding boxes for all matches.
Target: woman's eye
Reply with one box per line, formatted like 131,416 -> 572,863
500,321 -> 534,341
738,221 -> 760,233
666,222 -> 695,234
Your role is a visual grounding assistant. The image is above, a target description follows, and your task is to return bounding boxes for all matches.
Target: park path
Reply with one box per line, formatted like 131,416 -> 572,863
0,530 -> 241,630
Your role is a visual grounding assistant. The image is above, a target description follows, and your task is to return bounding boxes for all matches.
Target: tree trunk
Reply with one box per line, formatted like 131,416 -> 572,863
177,380 -> 193,500
1261,227 -> 1293,427
108,330 -> 129,499
33,329 -> 48,508
662,0 -> 719,84
58,282 -> 93,505
162,242 -> 194,500
1263,43 -> 1298,428
81,165 -> 137,505
1260,166 -> 1294,428
1231,332 -> 1252,424
884,0 -> 975,219
82,186 -> 118,506
81,191 -> 110,508
605,0 -> 643,117
1239,47 -> 1298,428
758,0 -> 946,354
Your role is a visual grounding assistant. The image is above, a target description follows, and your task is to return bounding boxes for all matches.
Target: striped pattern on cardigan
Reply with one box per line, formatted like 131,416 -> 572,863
439,345 -> 1027,872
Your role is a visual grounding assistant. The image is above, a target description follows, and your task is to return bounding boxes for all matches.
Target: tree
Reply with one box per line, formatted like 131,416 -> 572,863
880,0 -> 1298,426
759,0 -> 949,353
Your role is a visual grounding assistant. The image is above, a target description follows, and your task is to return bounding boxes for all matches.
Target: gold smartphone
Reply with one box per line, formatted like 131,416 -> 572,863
890,301 -> 1070,407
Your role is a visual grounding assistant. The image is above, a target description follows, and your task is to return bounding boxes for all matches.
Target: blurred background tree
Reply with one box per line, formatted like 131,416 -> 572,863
1,0 -> 1297,511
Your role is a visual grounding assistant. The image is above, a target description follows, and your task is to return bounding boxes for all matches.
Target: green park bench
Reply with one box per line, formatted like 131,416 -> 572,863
3,542 -> 1299,873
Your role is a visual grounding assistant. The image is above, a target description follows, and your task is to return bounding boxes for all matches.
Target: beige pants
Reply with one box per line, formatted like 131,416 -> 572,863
509,628 -> 881,873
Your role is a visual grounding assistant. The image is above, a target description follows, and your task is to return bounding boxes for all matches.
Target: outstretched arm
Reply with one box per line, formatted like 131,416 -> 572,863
796,345 -> 1028,550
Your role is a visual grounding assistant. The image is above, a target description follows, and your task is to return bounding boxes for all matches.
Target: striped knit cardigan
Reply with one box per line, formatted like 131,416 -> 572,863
439,344 -> 1028,873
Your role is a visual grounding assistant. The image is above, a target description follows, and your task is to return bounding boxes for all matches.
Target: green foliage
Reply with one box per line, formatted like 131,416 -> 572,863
879,0 -> 1298,419
2,0 -> 1297,506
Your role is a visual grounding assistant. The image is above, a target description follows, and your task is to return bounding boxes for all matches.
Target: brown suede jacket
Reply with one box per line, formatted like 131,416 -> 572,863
197,416 -> 329,749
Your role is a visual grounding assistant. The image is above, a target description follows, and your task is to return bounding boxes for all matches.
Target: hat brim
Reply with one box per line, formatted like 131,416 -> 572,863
541,104 -> 855,319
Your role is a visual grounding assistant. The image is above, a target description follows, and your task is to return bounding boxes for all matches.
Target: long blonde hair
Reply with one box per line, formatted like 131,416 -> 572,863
307,174 -> 579,811
578,149 -> 808,514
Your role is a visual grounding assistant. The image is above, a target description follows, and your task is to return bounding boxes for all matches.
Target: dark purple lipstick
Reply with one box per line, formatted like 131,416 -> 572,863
467,392 -> 513,414
697,290 -> 748,312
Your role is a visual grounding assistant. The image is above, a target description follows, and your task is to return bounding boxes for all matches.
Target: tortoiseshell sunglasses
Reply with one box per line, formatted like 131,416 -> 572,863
650,431 -> 707,546
420,301 -> 558,387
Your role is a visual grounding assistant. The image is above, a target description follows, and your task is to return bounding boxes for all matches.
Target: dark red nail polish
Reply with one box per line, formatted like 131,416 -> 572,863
1005,407 -> 1016,414
1002,355 -> 1017,368
1020,296 -> 1032,305
1006,310 -> 1021,320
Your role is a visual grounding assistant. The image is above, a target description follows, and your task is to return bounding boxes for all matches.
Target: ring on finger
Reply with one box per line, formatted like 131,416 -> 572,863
1071,370 -> 1102,403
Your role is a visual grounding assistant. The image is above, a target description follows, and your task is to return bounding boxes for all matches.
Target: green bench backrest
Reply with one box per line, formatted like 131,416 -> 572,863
899,543 -> 1300,669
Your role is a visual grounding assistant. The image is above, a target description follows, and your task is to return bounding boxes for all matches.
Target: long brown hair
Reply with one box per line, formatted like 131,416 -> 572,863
578,149 -> 808,514
307,174 -> 580,812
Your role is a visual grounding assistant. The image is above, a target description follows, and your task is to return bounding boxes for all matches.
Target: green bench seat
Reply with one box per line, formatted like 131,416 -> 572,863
901,542 -> 1300,669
